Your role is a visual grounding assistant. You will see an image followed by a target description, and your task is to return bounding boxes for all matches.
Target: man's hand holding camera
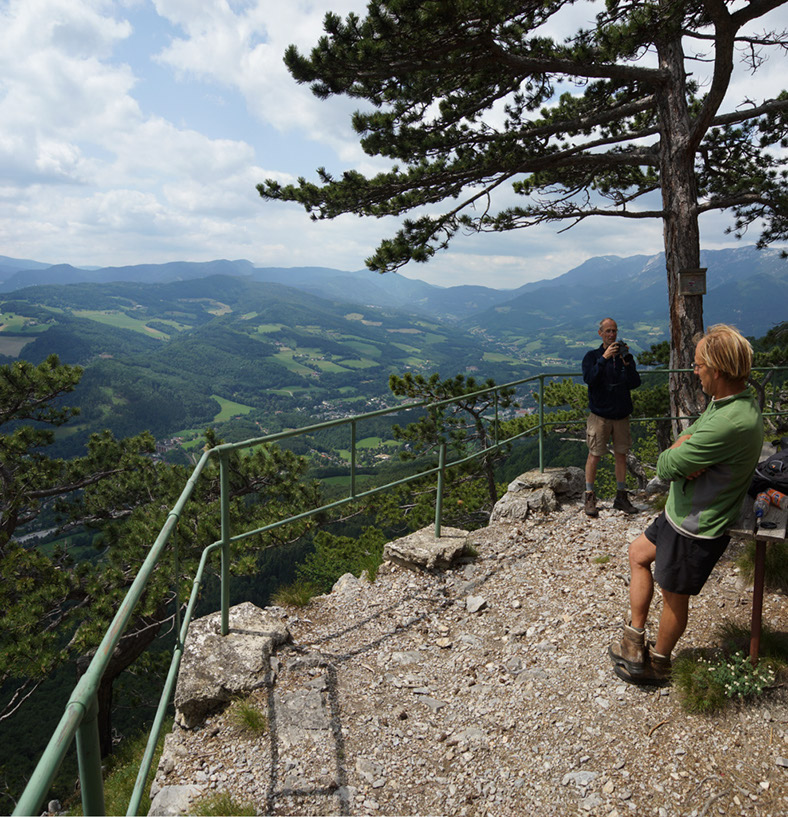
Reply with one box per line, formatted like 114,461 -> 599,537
603,340 -> 633,364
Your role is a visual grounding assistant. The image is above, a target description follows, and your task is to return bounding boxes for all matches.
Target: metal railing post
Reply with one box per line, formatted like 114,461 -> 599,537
434,442 -> 446,538
76,693 -> 105,816
493,390 -> 499,447
350,420 -> 357,497
173,526 -> 181,647
219,451 -> 231,637
538,375 -> 545,472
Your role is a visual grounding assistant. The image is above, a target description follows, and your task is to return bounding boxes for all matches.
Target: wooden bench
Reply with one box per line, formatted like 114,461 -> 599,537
728,498 -> 788,664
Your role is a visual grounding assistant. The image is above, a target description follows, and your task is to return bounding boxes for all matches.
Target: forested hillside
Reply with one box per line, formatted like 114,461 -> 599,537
0,276 -> 538,457
1,243 -> 786,457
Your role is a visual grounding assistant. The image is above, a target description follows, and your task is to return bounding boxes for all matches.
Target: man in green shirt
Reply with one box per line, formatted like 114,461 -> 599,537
609,325 -> 763,686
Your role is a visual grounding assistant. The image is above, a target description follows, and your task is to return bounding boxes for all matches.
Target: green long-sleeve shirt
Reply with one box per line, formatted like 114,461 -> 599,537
657,389 -> 763,539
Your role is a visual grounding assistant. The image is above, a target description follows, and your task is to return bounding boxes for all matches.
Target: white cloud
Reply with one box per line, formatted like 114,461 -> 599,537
152,0 -> 374,161
0,0 -> 785,285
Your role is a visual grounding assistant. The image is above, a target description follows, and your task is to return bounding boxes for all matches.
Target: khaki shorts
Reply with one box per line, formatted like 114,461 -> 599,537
586,413 -> 631,456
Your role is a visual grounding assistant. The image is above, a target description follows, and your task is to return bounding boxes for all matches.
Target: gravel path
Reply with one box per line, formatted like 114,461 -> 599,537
154,495 -> 788,816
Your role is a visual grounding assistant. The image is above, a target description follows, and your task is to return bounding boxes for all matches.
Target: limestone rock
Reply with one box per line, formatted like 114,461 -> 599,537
147,784 -> 202,816
646,476 -> 669,495
383,525 -> 468,571
491,466 -> 584,522
333,572 -> 364,594
173,601 -> 290,728
466,595 -> 487,613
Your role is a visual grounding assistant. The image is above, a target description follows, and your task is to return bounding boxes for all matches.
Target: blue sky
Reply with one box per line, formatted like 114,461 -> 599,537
1,0 -> 786,288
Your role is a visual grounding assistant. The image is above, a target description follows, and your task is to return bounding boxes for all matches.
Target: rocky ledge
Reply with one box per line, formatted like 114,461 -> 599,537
150,468 -> 788,816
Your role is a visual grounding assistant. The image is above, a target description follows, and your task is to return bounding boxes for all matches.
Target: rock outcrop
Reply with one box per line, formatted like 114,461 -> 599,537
490,466 -> 584,521
383,525 -> 469,571
173,601 -> 290,729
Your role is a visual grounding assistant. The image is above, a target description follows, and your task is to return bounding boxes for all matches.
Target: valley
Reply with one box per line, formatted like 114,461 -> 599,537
0,244 -> 785,466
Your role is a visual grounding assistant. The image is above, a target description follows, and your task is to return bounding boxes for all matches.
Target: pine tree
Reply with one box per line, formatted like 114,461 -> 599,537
0,358 -> 320,757
259,0 -> 788,428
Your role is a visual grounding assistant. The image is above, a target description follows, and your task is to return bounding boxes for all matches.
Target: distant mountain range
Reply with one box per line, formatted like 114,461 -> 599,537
0,245 -> 784,455
2,245 -> 786,337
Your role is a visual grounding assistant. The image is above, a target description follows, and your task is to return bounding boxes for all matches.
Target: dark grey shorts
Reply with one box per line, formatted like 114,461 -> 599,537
645,512 -> 730,596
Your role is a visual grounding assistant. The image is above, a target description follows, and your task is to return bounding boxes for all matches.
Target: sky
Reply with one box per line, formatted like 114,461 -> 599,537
1,0 -> 787,289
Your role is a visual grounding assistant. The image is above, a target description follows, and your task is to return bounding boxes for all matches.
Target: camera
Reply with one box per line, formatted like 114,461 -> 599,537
615,341 -> 634,362
612,340 -> 632,359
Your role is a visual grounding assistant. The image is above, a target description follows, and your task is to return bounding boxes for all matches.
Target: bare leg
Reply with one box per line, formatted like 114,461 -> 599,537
585,452 -> 601,487
654,589 -> 690,656
614,451 -> 627,484
628,533 -> 656,629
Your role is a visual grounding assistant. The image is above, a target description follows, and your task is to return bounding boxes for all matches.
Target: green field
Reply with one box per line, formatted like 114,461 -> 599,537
211,395 -> 256,422
357,436 -> 383,448
0,313 -> 51,333
72,310 -> 169,339
483,351 -> 520,363
273,350 -> 317,375
270,386 -> 315,396
311,359 -> 348,373
321,474 -> 376,489
391,342 -> 421,354
0,336 -> 32,357
341,339 -> 383,358
337,358 -> 378,369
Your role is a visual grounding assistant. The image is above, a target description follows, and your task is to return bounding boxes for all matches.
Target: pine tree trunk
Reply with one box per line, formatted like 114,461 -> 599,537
76,614 -> 162,756
656,18 -> 707,436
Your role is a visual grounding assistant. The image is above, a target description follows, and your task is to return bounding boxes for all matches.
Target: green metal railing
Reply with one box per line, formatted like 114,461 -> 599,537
13,366 -> 787,816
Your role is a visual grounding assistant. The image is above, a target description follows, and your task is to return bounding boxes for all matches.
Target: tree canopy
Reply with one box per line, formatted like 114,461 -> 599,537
0,357 -> 321,763
259,0 -> 788,424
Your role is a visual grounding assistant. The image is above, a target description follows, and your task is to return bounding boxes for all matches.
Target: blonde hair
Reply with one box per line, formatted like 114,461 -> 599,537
697,324 -> 753,382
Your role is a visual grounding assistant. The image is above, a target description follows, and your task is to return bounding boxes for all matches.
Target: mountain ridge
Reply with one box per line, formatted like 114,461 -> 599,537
1,245 -> 785,332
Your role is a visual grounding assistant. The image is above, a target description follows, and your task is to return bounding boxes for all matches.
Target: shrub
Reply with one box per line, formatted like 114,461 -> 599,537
673,649 -> 777,714
671,619 -> 788,715
296,527 -> 386,593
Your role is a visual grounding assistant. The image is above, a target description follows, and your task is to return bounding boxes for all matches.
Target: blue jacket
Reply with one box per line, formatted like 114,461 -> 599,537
582,344 -> 641,419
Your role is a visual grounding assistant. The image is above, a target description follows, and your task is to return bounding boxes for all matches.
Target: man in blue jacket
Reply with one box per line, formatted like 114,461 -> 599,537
609,324 -> 763,686
582,318 -> 641,517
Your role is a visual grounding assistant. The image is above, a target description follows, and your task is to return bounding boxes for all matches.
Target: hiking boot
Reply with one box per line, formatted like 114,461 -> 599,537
613,645 -> 672,687
608,623 -> 646,676
613,490 -> 638,514
584,490 -> 598,517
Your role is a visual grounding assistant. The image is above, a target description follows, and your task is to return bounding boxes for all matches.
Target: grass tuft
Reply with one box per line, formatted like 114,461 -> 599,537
672,619 -> 788,715
735,539 -> 788,592
671,649 -> 730,714
231,697 -> 268,736
192,791 -> 256,816
271,579 -> 320,607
